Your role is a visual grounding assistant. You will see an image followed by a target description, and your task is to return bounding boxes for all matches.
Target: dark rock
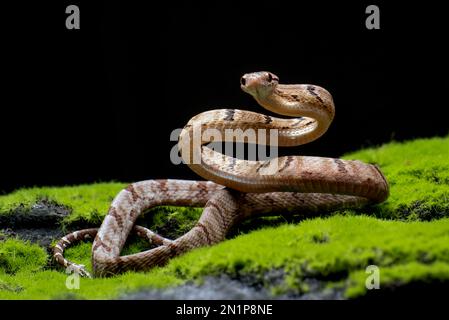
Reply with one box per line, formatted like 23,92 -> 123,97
121,275 -> 275,300
0,199 -> 71,228
1,227 -> 64,248
120,274 -> 345,300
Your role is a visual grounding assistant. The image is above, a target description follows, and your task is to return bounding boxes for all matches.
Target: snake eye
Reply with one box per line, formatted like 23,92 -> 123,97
241,77 -> 246,86
267,73 -> 273,82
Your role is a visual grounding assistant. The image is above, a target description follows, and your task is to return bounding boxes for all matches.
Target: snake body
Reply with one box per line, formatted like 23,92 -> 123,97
54,72 -> 389,277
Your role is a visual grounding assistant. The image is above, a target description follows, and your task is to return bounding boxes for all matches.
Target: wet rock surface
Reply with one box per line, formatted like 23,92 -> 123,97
121,275 -> 344,300
0,200 -> 70,228
0,228 -> 65,248
0,200 -> 70,248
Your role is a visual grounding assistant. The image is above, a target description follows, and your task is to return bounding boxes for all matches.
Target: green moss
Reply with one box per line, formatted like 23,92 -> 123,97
346,261 -> 449,298
1,215 -> 449,299
0,183 -> 204,235
0,268 -> 182,299
141,206 -> 203,239
0,183 -> 127,225
342,135 -> 449,220
0,239 -> 182,299
0,239 -> 47,274
161,216 -> 449,295
0,135 -> 448,299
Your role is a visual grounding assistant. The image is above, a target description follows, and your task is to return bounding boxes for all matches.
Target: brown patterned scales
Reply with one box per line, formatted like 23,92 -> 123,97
53,72 -> 389,277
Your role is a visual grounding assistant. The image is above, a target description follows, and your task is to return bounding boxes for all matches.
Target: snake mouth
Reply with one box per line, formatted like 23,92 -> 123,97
240,76 -> 251,93
240,83 -> 251,95
240,76 -> 258,96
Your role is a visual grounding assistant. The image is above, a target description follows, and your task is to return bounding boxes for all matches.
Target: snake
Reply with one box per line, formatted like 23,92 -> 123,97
53,71 -> 389,278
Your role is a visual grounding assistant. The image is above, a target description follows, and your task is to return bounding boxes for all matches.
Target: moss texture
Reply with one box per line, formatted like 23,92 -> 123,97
342,135 -> 449,221
0,135 -> 448,299
0,183 -> 126,227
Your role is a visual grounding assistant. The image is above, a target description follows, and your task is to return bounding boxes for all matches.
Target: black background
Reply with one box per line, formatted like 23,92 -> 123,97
1,1 -> 448,193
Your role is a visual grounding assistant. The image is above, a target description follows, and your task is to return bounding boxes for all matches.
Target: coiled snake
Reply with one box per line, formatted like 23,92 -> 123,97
53,71 -> 389,277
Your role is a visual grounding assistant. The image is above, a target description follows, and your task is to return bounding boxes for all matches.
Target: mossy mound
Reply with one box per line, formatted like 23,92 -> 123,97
0,183 -> 203,239
1,216 -> 448,299
0,135 -> 448,299
342,135 -> 449,221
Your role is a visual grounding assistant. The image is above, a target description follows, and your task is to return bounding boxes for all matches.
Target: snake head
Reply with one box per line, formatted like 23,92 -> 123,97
240,71 -> 279,99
